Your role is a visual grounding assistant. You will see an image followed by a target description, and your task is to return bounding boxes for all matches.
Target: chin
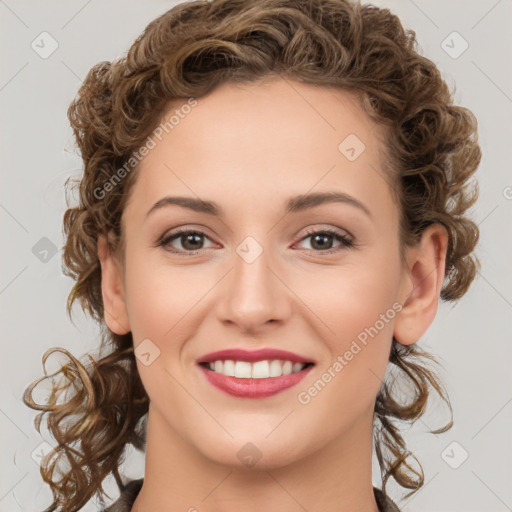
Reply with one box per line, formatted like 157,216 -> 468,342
192,430 -> 312,471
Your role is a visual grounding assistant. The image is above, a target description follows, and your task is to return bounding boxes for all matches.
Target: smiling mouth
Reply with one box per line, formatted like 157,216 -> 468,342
198,360 -> 315,379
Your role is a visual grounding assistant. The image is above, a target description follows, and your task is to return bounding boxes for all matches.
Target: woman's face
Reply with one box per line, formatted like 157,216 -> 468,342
100,77 -> 431,469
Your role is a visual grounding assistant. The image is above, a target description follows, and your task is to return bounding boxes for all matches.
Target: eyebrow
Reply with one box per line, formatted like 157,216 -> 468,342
145,191 -> 372,220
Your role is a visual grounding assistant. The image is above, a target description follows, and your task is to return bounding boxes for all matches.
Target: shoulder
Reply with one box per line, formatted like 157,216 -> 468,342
100,480 -> 399,512
102,478 -> 144,512
373,486 -> 402,512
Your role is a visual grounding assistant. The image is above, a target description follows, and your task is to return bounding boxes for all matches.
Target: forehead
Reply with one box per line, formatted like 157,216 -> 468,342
124,78 -> 397,226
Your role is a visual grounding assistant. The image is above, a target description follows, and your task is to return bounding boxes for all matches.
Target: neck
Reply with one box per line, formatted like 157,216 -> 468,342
131,404 -> 381,512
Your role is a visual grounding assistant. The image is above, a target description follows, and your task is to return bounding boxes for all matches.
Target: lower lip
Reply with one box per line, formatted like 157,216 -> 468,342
199,364 -> 313,398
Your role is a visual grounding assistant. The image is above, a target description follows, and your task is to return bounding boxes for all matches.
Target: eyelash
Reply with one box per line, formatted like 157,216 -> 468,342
157,227 -> 354,256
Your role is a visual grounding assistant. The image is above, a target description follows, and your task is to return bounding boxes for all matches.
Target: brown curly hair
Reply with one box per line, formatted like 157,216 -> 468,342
23,0 -> 481,510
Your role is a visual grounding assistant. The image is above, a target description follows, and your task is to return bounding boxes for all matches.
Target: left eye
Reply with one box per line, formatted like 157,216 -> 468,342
295,229 -> 353,253
158,228 -> 353,255
159,230 -> 215,253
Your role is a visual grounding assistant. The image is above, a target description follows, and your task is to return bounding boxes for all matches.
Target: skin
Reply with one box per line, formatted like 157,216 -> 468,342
98,77 -> 448,512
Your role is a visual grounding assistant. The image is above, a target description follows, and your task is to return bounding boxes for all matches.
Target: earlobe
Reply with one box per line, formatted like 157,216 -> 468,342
394,224 -> 448,346
97,234 -> 131,335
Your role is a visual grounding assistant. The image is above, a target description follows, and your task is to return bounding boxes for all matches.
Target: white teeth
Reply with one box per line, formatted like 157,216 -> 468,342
292,362 -> 303,373
234,361 -> 252,378
205,359 -> 308,378
282,361 -> 293,375
223,359 -> 235,376
269,360 -> 283,377
251,360 -> 270,378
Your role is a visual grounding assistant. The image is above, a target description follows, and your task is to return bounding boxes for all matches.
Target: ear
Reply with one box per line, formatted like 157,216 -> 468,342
97,233 -> 130,335
394,223 -> 448,346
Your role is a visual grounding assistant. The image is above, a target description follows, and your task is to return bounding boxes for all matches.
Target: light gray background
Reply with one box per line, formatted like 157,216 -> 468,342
1,1 -> 511,511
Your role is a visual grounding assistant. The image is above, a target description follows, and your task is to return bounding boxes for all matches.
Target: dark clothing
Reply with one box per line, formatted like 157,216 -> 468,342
102,478 -> 401,512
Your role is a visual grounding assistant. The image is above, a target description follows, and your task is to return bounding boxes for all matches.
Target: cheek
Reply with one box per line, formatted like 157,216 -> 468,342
295,254 -> 400,346
122,250 -> 207,341
294,274 -> 399,433
122,254 -> 207,405
296,251 -> 401,398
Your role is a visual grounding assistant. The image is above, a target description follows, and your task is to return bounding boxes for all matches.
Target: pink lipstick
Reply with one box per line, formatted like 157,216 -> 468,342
196,348 -> 315,399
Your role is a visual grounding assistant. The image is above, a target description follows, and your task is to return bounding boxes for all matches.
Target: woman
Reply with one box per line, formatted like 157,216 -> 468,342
23,0 -> 481,511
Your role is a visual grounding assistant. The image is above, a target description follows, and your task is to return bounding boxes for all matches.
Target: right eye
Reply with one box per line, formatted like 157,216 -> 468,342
158,229 -> 216,255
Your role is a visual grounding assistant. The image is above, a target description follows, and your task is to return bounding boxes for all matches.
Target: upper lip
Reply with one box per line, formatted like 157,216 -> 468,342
196,348 -> 315,365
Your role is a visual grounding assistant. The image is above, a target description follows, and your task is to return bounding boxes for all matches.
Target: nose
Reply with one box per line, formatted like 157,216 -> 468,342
216,240 -> 292,335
